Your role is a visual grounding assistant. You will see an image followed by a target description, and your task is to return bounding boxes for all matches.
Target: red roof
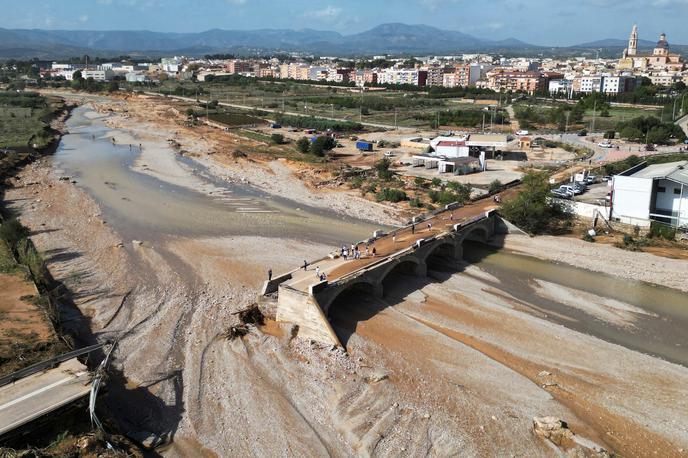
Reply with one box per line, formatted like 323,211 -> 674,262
437,141 -> 466,147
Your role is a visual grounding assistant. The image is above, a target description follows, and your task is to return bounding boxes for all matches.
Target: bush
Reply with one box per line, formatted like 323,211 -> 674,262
309,136 -> 336,156
445,182 -> 472,203
409,197 -> 422,207
296,137 -> 310,154
376,188 -> 408,203
375,158 -> 394,180
414,177 -> 427,188
430,178 -> 442,188
350,176 -> 364,189
270,133 -> 285,144
488,179 -> 503,194
649,221 -> 676,240
499,171 -> 571,234
604,130 -> 616,140
0,218 -> 30,251
582,232 -> 595,242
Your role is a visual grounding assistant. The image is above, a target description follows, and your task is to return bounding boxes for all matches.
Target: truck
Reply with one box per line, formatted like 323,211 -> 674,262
356,141 -> 373,152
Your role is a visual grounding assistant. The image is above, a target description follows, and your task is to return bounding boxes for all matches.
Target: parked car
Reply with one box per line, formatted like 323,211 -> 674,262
560,185 -> 582,195
602,175 -> 612,182
577,130 -> 588,136
585,175 -> 597,184
384,151 -> 395,157
516,130 -> 529,136
551,189 -> 572,199
598,141 -> 613,148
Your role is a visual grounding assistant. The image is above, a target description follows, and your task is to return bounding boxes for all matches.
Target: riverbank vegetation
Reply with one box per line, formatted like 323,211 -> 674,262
0,91 -> 64,150
499,171 -> 572,234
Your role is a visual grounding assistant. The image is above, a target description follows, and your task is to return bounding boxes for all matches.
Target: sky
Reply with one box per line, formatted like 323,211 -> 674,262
1,0 -> 687,46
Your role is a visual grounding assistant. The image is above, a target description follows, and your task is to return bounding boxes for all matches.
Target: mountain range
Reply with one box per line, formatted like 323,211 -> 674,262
0,23 -> 685,59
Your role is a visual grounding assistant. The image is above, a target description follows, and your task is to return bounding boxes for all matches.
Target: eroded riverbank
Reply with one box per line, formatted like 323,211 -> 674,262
4,94 -> 688,456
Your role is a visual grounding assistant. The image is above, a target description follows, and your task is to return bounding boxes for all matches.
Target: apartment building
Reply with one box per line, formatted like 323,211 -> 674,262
377,69 -> 428,86
483,70 -> 544,94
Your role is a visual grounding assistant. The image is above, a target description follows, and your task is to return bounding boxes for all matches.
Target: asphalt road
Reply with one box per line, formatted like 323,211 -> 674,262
0,358 -> 91,436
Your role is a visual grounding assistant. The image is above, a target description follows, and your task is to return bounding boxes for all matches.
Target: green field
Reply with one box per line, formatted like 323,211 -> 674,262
582,106 -> 662,132
0,92 -> 61,149
145,79 -> 503,130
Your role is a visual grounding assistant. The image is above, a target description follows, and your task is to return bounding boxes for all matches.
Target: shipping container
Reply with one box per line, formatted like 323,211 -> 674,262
356,141 -> 373,152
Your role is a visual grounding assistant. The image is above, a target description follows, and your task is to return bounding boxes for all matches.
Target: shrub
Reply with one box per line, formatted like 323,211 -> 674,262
350,177 -> 364,189
0,218 -> 30,251
270,133 -> 284,144
296,137 -> 310,154
409,197 -> 422,208
376,188 -> 407,203
431,178 -> 442,188
649,221 -> 676,240
582,232 -> 595,242
604,130 -> 616,140
488,179 -> 503,194
499,171 -> 571,234
414,177 -> 427,188
375,158 -> 394,180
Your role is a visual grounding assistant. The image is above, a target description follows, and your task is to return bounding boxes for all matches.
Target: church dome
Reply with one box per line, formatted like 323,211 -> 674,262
656,33 -> 669,49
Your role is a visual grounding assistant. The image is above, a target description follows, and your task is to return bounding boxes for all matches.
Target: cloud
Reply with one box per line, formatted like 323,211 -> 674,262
418,0 -> 460,11
79,14 -> 89,22
304,5 -> 343,18
225,0 -> 247,5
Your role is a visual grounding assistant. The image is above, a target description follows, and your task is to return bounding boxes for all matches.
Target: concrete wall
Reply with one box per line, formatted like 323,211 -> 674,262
275,286 -> 340,346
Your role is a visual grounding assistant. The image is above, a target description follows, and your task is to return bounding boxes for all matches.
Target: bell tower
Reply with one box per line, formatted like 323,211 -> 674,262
628,24 -> 638,56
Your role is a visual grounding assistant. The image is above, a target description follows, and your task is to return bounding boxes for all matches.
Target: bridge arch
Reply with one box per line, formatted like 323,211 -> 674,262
321,279 -> 381,317
461,225 -> 489,243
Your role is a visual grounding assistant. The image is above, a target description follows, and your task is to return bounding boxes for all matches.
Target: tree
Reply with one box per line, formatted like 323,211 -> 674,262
271,133 -> 284,144
604,130 -> 616,140
309,136 -> 336,156
296,137 -> 310,154
499,171 -> 570,234
72,70 -> 83,81
107,81 -> 119,93
374,157 -> 393,180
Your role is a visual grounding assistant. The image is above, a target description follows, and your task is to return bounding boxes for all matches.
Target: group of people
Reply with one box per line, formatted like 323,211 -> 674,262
340,242 -> 376,261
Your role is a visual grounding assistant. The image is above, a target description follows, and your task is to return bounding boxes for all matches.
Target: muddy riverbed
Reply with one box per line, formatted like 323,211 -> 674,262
6,96 -> 688,456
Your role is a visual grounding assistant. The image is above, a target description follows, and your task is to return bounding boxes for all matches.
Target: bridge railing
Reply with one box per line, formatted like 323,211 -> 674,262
0,343 -> 106,388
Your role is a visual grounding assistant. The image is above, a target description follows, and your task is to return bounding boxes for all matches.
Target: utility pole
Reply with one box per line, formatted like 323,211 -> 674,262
394,108 -> 398,130
565,111 -> 570,134
482,112 -> 486,134
591,99 -> 597,132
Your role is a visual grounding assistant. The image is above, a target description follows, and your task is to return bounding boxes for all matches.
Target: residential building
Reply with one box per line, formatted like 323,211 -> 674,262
483,70 -> 544,94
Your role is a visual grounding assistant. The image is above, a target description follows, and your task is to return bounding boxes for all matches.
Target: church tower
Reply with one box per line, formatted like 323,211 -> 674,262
628,24 -> 638,56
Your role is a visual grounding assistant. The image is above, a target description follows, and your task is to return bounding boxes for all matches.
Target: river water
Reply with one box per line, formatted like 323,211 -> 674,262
53,106 -> 378,245
53,104 -> 687,367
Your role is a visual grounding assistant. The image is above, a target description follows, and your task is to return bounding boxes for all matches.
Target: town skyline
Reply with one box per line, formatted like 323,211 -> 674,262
3,0 -> 688,46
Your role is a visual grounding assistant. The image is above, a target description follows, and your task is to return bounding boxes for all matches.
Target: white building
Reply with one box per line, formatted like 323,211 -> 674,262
549,79 -> 573,95
611,161 -> 688,228
602,75 -> 637,94
578,75 -> 605,93
81,69 -> 114,81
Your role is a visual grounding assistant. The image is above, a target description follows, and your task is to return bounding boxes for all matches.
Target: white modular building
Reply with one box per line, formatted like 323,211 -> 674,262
611,161 -> 688,228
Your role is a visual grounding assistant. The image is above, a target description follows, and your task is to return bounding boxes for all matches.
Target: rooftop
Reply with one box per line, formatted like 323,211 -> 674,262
630,161 -> 688,184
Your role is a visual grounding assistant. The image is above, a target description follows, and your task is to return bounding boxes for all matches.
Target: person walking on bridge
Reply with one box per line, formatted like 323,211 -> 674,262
303,260 -> 308,270
411,224 -> 415,235
268,268 -> 272,281
315,266 -> 320,278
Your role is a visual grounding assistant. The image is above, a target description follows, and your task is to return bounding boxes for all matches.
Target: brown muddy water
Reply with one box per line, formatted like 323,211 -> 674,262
463,242 -> 688,367
53,106 -> 379,245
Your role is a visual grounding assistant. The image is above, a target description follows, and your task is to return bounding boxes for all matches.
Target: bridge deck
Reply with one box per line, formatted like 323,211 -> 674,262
0,358 -> 91,436
283,193 -> 507,293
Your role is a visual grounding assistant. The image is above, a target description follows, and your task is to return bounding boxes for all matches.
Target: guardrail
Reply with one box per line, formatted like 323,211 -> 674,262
0,343 -> 107,388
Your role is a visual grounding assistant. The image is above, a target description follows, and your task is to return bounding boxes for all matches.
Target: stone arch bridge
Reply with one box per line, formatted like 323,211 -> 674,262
261,210 -> 519,347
